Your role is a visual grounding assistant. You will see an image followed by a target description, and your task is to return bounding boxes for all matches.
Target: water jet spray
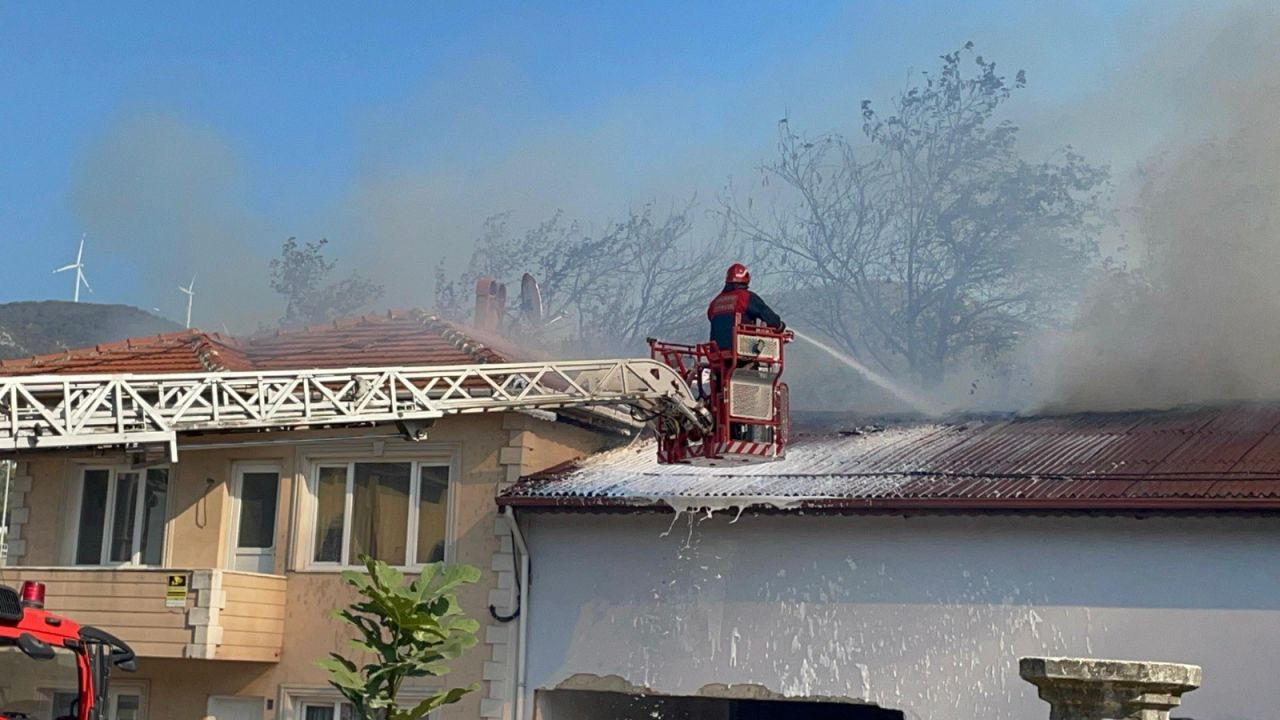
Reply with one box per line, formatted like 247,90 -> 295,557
791,329 -> 939,417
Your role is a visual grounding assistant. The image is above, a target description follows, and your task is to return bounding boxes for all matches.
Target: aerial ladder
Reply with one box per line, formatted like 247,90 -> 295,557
0,324 -> 792,466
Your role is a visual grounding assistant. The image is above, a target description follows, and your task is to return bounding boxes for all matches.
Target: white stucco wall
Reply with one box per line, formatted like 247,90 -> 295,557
522,512 -> 1280,720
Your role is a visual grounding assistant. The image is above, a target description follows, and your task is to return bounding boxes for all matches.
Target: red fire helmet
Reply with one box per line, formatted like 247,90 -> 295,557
725,263 -> 750,285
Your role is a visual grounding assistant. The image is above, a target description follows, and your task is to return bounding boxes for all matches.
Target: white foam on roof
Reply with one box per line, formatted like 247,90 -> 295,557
516,423 -> 962,508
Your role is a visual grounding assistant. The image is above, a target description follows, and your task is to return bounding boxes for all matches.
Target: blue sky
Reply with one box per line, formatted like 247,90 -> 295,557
0,1 -> 1223,327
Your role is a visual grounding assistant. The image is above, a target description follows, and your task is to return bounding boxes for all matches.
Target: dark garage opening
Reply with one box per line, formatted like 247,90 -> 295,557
535,688 -> 905,720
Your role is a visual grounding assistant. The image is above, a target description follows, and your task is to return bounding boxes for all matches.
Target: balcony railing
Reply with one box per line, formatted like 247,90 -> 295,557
14,567 -> 286,662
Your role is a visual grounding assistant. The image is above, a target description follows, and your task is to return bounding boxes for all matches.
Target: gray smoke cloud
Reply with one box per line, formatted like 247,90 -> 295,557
1032,2 -> 1280,412
69,110 -> 280,330
62,0 -> 1280,423
60,35 -> 892,331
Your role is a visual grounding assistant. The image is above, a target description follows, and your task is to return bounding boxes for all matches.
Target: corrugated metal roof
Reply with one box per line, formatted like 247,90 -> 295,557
502,405 -> 1280,513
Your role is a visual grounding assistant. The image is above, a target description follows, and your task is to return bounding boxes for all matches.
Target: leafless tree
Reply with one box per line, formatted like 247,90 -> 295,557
270,238 -> 384,326
436,200 -> 732,355
726,45 -> 1108,386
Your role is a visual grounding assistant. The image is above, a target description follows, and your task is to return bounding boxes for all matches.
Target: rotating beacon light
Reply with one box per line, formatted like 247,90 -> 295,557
19,580 -> 45,609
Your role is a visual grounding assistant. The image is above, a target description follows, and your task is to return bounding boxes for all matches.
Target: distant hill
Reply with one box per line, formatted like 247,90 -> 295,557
0,301 -> 182,360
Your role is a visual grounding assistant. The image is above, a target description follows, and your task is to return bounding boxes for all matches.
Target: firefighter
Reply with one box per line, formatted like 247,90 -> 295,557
707,262 -> 785,353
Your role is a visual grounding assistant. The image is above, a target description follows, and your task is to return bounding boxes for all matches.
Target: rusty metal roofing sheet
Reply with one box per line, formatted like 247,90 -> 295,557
503,405 -> 1280,512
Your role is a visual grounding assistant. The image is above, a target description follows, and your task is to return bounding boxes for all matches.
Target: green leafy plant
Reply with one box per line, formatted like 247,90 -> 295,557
318,555 -> 482,720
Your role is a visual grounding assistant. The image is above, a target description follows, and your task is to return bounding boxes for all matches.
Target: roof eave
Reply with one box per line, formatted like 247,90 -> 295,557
496,494 -> 1280,514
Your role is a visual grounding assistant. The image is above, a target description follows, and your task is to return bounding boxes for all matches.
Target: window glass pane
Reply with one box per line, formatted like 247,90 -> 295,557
302,704 -> 337,720
417,466 -> 450,564
349,462 -> 410,565
237,471 -> 279,549
76,469 -> 110,564
109,473 -> 140,563
0,646 -> 79,716
140,469 -> 168,565
114,693 -> 141,720
52,691 -> 79,720
314,467 -> 347,563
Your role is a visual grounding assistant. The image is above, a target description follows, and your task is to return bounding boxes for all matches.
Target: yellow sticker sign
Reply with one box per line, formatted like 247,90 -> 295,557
166,573 -> 189,607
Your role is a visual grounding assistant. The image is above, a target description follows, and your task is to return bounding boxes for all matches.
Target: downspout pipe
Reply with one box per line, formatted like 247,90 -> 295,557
503,505 -> 531,720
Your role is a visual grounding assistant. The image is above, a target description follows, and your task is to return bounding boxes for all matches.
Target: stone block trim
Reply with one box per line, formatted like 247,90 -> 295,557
184,569 -> 225,659
477,418 -> 529,720
3,464 -> 33,565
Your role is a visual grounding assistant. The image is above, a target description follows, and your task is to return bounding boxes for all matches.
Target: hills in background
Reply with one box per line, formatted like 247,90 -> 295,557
0,301 -> 182,360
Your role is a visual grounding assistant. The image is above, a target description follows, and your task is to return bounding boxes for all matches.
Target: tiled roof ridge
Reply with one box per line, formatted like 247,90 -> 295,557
408,310 -> 498,364
0,329 -> 207,371
245,311 -> 394,341
248,309 -> 505,364
188,331 -> 250,372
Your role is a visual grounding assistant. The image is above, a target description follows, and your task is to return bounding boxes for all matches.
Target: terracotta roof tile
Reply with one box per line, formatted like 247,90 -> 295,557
0,310 -> 514,376
242,311 -> 511,370
0,331 -> 238,376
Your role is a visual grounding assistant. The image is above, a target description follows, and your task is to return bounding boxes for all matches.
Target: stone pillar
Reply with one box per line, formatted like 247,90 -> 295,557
1019,657 -> 1201,720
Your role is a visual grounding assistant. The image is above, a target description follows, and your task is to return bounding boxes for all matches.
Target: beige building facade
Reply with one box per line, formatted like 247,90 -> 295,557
5,413 -> 612,720
0,313 -> 626,720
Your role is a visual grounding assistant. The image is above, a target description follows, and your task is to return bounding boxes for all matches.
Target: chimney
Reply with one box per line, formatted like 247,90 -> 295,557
474,278 -> 507,335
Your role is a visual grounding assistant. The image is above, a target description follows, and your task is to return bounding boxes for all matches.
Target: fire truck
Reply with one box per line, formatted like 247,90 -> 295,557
0,323 -> 792,466
0,581 -> 136,720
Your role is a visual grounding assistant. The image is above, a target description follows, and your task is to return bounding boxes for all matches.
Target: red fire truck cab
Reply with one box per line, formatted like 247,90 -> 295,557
650,323 -> 793,465
0,581 -> 136,720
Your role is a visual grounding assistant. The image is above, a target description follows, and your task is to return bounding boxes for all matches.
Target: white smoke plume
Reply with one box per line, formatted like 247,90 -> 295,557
1033,3 -> 1280,412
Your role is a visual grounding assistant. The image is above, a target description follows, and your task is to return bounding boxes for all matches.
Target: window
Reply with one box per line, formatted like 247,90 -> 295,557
310,461 -> 450,567
228,465 -> 281,573
0,644 -> 78,718
289,693 -> 437,720
46,684 -> 145,720
237,471 -> 279,549
299,701 -> 352,720
75,467 -> 168,566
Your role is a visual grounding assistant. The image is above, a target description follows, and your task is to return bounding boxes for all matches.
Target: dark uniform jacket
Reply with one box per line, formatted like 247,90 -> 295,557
707,282 -> 784,351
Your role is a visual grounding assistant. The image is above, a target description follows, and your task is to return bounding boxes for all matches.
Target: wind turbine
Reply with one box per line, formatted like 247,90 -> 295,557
53,234 -> 92,303
179,274 -> 196,329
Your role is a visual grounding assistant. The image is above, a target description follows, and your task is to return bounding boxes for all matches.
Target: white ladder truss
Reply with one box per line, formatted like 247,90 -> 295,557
0,358 -> 708,459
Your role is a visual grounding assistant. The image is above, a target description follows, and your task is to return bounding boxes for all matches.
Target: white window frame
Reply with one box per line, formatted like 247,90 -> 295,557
297,698 -> 350,720
69,465 -> 170,567
225,462 -> 282,573
50,679 -> 148,720
280,688 -> 438,720
302,455 -> 456,571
